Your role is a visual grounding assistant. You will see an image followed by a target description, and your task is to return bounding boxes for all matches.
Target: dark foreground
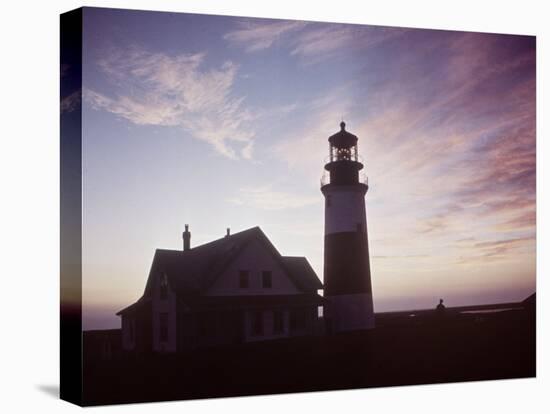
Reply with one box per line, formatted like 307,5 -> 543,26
82,304 -> 535,406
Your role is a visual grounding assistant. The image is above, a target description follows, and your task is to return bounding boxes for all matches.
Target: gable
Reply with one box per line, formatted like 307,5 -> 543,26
206,237 -> 301,296
134,227 -> 322,302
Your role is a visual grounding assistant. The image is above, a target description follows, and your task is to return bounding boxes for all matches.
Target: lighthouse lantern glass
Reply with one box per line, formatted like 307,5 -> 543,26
330,143 -> 358,162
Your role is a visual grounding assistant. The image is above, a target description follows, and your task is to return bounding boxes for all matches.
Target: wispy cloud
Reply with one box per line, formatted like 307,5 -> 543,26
81,11 -> 536,320
271,85 -> 354,175
271,31 -> 535,271
84,47 -> 255,159
61,90 -> 81,114
496,210 -> 536,232
60,63 -> 71,78
454,235 -> 535,265
289,25 -> 355,58
474,236 -> 533,252
227,185 -> 318,210
223,20 -> 307,52
290,25 -> 407,62
224,19 -> 407,63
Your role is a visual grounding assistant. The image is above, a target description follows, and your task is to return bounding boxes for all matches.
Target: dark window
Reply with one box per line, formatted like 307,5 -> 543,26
262,271 -> 272,288
273,310 -> 284,334
160,273 -> 168,300
251,311 -> 263,336
239,270 -> 249,288
159,312 -> 169,342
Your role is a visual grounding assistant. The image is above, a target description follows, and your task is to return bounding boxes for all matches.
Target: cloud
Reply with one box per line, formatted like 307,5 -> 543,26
270,85 -> 354,175
454,235 -> 535,265
224,19 -> 407,63
228,186 -> 318,210
474,236 -> 533,251
60,63 -> 71,78
84,47 -> 255,159
495,210 -> 536,232
417,215 -> 451,234
223,20 -> 307,52
61,90 -> 81,114
382,37 -> 533,232
290,25 -> 406,62
289,25 -> 355,58
270,31 -> 535,272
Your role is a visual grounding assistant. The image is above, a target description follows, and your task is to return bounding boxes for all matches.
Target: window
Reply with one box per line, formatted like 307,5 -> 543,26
273,310 -> 284,334
239,270 -> 249,288
318,306 -> 324,318
262,271 -> 272,288
159,273 -> 168,300
251,311 -> 263,336
159,312 -> 169,342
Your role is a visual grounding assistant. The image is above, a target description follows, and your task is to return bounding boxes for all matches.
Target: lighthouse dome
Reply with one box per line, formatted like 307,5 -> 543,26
328,121 -> 358,149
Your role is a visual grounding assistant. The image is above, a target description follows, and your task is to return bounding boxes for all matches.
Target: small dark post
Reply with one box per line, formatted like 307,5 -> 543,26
183,224 -> 191,251
226,228 -> 231,237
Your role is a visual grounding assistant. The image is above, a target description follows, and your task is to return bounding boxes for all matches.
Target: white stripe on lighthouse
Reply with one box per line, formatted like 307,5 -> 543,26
327,293 -> 375,331
324,185 -> 367,235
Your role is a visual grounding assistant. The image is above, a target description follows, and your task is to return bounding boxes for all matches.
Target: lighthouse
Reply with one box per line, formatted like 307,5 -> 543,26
321,121 -> 375,332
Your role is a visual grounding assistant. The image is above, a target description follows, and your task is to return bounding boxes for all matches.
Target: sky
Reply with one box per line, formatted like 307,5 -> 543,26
67,7 -> 536,330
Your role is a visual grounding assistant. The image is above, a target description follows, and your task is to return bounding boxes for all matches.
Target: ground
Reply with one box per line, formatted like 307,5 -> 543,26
82,304 -> 535,406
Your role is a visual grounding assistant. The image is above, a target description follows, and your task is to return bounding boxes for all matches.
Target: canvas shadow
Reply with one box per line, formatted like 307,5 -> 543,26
36,384 -> 59,399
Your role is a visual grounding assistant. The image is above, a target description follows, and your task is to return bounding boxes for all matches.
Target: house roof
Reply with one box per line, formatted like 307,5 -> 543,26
281,256 -> 322,291
118,227 -> 323,315
522,292 -> 536,309
328,121 -> 358,149
116,298 -> 150,316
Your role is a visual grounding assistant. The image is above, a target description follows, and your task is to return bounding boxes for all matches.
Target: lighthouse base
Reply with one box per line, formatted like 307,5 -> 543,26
325,293 -> 375,333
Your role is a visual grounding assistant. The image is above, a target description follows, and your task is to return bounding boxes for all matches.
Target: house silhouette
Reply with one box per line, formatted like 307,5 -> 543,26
117,226 -> 324,352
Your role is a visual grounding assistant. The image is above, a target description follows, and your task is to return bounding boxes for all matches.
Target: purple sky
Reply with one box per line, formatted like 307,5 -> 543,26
67,8 -> 536,330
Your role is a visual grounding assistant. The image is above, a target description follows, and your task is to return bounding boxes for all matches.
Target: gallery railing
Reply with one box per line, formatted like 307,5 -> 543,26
320,172 -> 368,187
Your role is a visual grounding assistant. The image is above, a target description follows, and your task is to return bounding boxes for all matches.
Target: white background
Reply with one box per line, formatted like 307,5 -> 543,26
0,0 -> 547,412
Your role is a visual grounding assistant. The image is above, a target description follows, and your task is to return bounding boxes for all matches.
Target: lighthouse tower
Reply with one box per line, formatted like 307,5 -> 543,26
321,121 -> 375,332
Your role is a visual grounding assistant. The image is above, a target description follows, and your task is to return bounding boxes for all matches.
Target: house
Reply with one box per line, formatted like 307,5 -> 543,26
117,226 -> 324,352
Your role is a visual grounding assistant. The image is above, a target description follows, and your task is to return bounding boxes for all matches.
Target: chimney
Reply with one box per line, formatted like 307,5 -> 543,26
182,224 -> 191,251
226,228 -> 231,237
